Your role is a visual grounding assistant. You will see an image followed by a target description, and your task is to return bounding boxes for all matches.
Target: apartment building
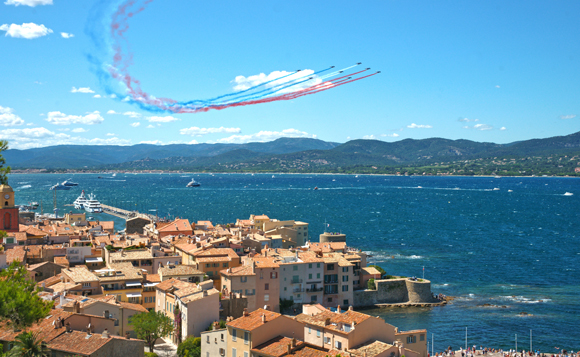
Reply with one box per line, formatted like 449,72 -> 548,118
61,266 -> 101,295
322,253 -> 355,308
272,250 -> 324,306
220,264 -> 258,311
95,262 -> 145,304
253,256 -> 280,312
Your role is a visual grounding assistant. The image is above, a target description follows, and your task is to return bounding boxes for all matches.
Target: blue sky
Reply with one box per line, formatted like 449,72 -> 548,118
1,0 -> 579,150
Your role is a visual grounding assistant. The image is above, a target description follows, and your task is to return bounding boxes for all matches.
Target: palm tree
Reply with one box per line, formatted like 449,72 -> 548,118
6,331 -> 49,357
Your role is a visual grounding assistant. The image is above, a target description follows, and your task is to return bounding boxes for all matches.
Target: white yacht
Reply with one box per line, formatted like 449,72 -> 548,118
186,178 -> 200,187
84,193 -> 103,213
73,190 -> 88,209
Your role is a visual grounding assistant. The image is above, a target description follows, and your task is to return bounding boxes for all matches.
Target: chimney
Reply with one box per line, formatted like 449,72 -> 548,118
102,329 -> 109,338
125,332 -> 130,339
243,308 -> 248,317
348,305 -> 353,311
351,321 -> 356,330
251,260 -> 256,274
74,300 -> 80,313
291,338 -> 297,348
66,322 -> 72,333
261,313 -> 266,323
336,305 -> 341,313
287,343 -> 291,355
87,323 -> 92,335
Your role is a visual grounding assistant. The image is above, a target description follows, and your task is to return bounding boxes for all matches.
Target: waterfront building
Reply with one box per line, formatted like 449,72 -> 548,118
271,249 -> 324,306
321,253 -> 355,308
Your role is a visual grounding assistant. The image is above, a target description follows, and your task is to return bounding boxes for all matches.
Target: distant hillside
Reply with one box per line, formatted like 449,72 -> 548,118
4,137 -> 339,169
6,132 -> 580,176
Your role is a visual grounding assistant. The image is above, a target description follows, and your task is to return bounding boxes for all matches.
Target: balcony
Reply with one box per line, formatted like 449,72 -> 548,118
291,278 -> 302,284
306,287 -> 323,293
293,288 -> 304,293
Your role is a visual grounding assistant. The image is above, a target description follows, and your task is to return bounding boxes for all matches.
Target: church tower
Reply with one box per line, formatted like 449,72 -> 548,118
0,184 -> 19,232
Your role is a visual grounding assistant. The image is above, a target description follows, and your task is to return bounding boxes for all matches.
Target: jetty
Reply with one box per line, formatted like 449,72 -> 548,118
100,204 -> 158,222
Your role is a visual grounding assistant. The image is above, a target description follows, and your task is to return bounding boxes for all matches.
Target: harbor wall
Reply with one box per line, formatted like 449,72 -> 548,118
353,278 -> 436,307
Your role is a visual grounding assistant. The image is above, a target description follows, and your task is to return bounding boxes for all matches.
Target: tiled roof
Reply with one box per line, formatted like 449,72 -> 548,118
196,256 -> 231,263
361,267 -> 381,275
159,265 -> 204,277
349,340 -> 394,356
194,247 -> 238,259
54,256 -> 70,266
0,309 -> 72,344
62,266 -> 99,283
109,249 -> 153,261
251,336 -> 304,357
47,330 -> 112,355
145,273 -> 161,283
5,246 -> 26,264
38,273 -> 63,288
220,265 -> 255,277
254,256 -> 279,269
180,288 -> 219,304
295,309 -> 371,333
96,263 -> 143,282
157,219 -> 192,233
227,308 -> 281,331
119,301 -> 148,312
155,278 -> 195,292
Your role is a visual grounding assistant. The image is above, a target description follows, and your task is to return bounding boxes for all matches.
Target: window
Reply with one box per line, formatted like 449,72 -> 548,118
343,299 -> 349,305
342,275 -> 349,282
342,266 -> 349,272
265,283 -> 269,290
213,263 -> 220,267
244,352 -> 249,357
407,335 -> 416,344
327,264 -> 335,270
420,334 -> 425,341
219,348 -> 225,356
342,285 -> 349,292
244,331 -> 249,345
232,348 -> 237,357
270,272 -> 277,279
308,263 -> 312,268
223,263 -> 228,267
241,276 -> 247,283
311,295 -> 317,302
317,273 -> 320,278
317,263 -> 321,268
293,265 -> 298,271
316,329 -> 320,337
232,329 -> 237,341
324,337 -> 331,344
152,296 -> 155,303
206,335 -> 210,343
264,294 -> 269,301
335,341 -> 342,349
206,263 -> 211,268
308,273 -> 312,279
308,327 -> 311,334
245,289 -> 255,295
83,283 -> 91,288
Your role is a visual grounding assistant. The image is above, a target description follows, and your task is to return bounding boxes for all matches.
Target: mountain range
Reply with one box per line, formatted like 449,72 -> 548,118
5,132 -> 580,175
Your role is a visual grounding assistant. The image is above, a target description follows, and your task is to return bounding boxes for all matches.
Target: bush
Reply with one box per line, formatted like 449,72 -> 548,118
177,337 -> 201,357
368,265 -> 387,278
367,278 -> 376,290
145,353 -> 159,357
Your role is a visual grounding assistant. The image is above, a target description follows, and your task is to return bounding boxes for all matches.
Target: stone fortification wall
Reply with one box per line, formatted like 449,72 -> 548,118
353,278 -> 435,307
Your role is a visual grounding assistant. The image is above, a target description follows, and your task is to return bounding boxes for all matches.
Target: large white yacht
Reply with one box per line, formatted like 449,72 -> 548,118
84,193 -> 103,213
73,190 -> 88,209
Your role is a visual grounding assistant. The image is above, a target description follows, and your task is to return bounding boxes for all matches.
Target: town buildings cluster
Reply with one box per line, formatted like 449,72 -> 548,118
0,184 -> 427,357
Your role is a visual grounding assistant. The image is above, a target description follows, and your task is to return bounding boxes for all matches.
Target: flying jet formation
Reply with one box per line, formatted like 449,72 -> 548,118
87,0 -> 379,114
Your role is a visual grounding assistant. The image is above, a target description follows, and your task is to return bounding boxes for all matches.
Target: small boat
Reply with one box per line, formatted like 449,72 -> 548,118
62,179 -> 79,186
73,190 -> 88,209
564,192 -> 573,196
84,193 -> 103,213
508,190 -> 513,193
186,179 -> 201,187
493,188 -> 500,191
50,183 -> 71,190
314,187 -> 318,190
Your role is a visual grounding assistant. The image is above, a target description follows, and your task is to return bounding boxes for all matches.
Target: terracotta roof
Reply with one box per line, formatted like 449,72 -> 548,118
295,309 -> 371,333
157,219 -> 192,233
119,301 -> 148,312
252,336 -> 305,357
22,226 -> 47,236
254,256 -> 279,269
220,265 -> 255,277
155,278 -> 195,292
47,330 -> 112,356
145,273 -> 161,283
253,215 -> 270,220
194,247 -> 238,259
0,309 -> 72,344
38,273 -> 63,288
5,246 -> 26,264
54,256 -> 70,266
159,265 -> 204,277
361,267 -> 381,275
227,308 -> 281,331
349,340 -> 394,356
62,266 -> 99,283
179,288 -> 219,304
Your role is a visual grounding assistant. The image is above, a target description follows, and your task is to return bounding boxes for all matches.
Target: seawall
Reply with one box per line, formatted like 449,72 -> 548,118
353,278 -> 440,308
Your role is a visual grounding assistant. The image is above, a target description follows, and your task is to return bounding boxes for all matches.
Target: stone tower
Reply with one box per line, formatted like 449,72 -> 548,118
0,184 -> 19,232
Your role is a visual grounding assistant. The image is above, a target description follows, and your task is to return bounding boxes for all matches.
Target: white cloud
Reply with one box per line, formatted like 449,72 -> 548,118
140,140 -> 162,145
130,122 -> 140,127
458,118 -> 479,122
60,32 -> 74,39
495,85 -> 500,88
93,94 -> 102,98
381,133 -> 400,137
71,128 -> 88,133
188,140 -> 199,145
180,126 -> 241,136
71,87 -> 95,94
46,111 -> 104,125
106,133 -> 116,136
499,127 -> 506,131
232,69 -> 326,94
0,23 -> 52,39
560,114 -> 576,120
123,111 -> 141,118
407,123 -> 433,129
213,128 -> 316,144
0,106 -> 25,127
146,124 -> 155,129
146,116 -> 179,123
362,135 -> 378,140
107,110 -> 118,114
0,127 -> 131,149
4,0 -> 52,6
473,124 -> 493,131
110,94 -> 117,99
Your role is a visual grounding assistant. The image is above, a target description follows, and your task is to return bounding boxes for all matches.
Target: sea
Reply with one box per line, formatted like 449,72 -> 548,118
10,173 -> 580,352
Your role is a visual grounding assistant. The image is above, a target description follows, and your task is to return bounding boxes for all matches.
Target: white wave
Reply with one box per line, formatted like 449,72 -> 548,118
16,185 -> 31,189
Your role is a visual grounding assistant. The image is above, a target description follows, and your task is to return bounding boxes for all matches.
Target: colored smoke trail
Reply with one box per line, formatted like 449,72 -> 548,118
87,0 -> 379,114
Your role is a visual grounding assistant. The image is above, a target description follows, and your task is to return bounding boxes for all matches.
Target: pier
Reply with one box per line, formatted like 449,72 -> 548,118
100,204 -> 158,222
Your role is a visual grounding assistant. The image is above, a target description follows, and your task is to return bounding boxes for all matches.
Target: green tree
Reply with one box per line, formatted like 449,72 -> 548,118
367,278 -> 376,290
0,261 -> 53,330
0,141 -> 10,185
177,337 -> 201,357
6,331 -> 49,357
129,310 -> 174,353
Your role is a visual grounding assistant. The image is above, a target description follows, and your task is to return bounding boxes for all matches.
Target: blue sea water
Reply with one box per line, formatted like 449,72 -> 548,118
10,173 -> 580,352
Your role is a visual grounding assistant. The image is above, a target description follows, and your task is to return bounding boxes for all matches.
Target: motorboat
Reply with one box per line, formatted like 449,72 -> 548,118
62,179 -> 79,186
84,193 -> 103,213
50,183 -> 71,190
73,190 -> 88,209
564,192 -> 573,196
186,179 -> 201,187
